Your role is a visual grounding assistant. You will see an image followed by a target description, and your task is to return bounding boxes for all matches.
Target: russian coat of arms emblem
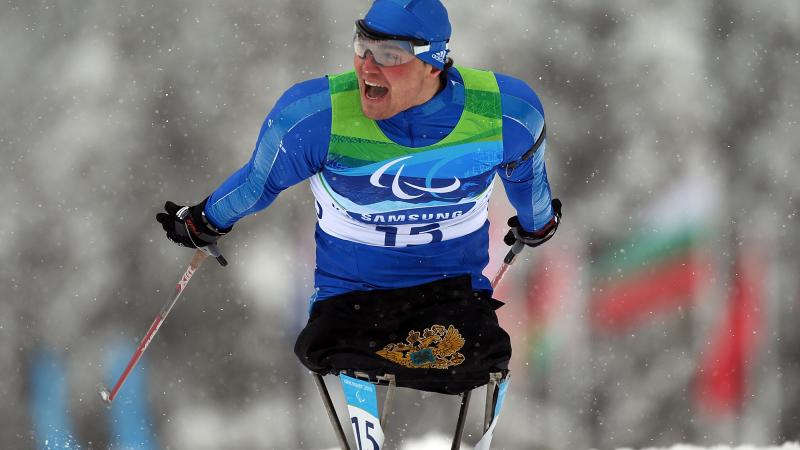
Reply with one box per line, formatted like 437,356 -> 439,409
376,324 -> 465,369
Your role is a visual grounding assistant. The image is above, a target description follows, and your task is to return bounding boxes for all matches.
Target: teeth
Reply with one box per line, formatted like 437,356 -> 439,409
365,80 -> 386,88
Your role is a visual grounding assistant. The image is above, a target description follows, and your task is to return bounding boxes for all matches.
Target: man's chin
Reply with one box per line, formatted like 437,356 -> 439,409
360,91 -> 396,119
360,104 -> 392,120
362,111 -> 384,120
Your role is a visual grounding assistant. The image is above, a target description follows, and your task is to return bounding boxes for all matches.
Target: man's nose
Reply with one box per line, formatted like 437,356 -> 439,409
361,51 -> 381,73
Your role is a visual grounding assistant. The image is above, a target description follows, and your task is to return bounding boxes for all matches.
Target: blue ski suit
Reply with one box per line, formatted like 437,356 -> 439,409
203,67 -> 554,305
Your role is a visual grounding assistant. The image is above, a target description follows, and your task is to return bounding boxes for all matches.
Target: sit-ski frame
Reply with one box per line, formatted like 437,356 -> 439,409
313,371 -> 506,450
312,242 -> 524,449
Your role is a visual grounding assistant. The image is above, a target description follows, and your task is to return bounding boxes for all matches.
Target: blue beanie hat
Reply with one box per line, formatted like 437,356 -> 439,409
362,0 -> 451,69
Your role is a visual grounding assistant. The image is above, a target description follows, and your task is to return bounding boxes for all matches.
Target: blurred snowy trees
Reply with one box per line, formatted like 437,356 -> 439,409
1,0 -> 797,448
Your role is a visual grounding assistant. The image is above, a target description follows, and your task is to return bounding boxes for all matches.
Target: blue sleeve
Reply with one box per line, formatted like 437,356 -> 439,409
204,77 -> 332,229
496,72 -> 554,232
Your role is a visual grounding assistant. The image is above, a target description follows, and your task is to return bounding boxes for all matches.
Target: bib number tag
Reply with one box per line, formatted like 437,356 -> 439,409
340,374 -> 384,450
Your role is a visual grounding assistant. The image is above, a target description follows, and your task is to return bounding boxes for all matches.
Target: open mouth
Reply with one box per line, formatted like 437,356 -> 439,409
364,80 -> 389,100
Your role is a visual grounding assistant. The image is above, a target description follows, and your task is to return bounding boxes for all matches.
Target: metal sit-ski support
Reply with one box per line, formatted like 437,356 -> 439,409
313,371 -> 506,450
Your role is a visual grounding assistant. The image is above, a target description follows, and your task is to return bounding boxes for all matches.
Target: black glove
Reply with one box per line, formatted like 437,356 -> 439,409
504,198 -> 562,248
156,198 -> 231,248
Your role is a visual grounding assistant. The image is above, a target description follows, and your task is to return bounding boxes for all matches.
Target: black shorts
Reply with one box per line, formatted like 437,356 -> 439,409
294,276 -> 511,394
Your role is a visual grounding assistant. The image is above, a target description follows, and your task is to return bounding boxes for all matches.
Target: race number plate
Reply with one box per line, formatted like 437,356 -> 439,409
340,374 -> 385,450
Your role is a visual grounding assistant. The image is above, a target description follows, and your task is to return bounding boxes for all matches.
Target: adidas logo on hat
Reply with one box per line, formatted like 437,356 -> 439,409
431,50 -> 447,63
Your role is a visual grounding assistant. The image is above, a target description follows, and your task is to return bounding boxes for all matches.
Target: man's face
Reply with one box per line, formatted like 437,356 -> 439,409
354,53 -> 439,120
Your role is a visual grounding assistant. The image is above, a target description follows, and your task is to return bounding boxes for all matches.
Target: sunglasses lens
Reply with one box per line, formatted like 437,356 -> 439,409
353,34 -> 416,67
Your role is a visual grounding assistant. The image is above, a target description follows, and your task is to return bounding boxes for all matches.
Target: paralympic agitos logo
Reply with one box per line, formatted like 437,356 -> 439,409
369,156 -> 461,200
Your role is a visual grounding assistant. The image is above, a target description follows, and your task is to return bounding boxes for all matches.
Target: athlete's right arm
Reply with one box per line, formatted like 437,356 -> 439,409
203,78 -> 332,229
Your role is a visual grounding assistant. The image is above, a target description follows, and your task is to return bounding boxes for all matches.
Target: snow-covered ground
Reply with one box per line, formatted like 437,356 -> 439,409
318,434 -> 800,450
618,445 -> 800,450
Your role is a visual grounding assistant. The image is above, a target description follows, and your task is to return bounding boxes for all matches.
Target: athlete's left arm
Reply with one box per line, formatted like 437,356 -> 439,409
496,73 -> 555,232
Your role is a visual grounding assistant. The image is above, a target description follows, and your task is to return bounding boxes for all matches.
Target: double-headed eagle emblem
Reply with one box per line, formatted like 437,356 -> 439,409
376,324 -> 465,369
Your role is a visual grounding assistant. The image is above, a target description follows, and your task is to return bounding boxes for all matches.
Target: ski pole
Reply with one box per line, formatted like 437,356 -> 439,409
448,243 -> 523,450
490,241 -> 525,289
98,244 -> 227,405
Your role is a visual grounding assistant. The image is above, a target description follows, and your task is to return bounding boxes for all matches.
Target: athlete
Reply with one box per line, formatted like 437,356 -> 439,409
156,0 -> 561,394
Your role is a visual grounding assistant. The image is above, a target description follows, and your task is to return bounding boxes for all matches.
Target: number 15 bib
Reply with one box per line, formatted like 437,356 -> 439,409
310,67 -> 503,248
